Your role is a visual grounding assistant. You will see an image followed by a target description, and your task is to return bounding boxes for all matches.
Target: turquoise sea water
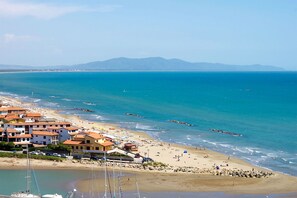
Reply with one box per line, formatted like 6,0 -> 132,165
0,72 -> 296,176
0,169 -> 91,195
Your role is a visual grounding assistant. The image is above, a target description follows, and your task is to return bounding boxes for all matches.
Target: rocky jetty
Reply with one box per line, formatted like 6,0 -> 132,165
72,159 -> 273,179
211,129 -> 242,137
71,108 -> 94,113
125,113 -> 143,118
169,120 -> 193,127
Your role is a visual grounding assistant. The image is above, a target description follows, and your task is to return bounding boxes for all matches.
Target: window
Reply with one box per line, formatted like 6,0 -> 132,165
43,136 -> 46,139
86,147 -> 90,150
76,146 -> 78,149
36,135 -> 38,137
86,140 -> 90,144
80,146 -> 83,149
96,147 -> 99,150
22,138 -> 25,141
72,146 -> 74,149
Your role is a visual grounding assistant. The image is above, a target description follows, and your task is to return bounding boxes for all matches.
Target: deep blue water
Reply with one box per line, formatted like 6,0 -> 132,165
0,72 -> 296,176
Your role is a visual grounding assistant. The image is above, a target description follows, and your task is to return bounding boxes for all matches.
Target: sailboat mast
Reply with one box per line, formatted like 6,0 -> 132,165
26,144 -> 30,193
104,151 -> 107,198
113,163 -> 116,198
136,178 -> 140,198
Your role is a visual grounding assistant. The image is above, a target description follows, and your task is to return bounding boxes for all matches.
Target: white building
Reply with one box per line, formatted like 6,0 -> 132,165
4,121 -> 72,133
31,131 -> 59,145
48,126 -> 79,142
6,128 -> 31,145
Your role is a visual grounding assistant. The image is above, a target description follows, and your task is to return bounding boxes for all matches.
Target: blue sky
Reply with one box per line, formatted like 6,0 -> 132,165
0,0 -> 296,70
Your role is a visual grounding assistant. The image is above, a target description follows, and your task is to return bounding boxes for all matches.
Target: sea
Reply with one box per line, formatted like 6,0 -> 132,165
0,71 -> 296,179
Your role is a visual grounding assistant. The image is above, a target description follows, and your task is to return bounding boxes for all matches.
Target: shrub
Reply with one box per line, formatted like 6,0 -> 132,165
0,152 -> 64,162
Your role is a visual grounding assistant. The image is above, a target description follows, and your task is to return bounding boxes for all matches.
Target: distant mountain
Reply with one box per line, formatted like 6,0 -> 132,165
64,57 -> 284,71
0,57 -> 284,71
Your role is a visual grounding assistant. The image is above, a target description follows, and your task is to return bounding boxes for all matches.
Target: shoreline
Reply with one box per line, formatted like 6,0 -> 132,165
1,157 -> 297,195
1,94 -> 297,194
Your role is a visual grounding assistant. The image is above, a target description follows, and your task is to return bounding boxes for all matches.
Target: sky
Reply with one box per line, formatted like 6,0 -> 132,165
0,0 -> 296,70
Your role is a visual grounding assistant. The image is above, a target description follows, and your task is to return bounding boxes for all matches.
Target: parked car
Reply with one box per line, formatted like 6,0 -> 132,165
73,155 -> 82,160
30,151 -> 39,155
134,153 -> 141,158
52,153 -> 61,157
90,156 -> 100,161
38,151 -> 46,156
61,154 -> 67,158
46,153 -> 52,156
142,157 -> 154,163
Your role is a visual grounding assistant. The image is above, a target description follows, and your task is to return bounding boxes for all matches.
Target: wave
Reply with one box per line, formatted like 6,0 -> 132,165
33,99 -> 41,103
186,135 -> 191,141
0,91 -> 18,97
135,123 -> 156,131
61,98 -> 72,102
83,102 -> 96,106
90,114 -> 107,121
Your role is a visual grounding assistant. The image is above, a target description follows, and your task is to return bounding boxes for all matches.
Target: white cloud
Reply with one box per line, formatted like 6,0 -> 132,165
1,33 -> 37,43
0,0 -> 120,19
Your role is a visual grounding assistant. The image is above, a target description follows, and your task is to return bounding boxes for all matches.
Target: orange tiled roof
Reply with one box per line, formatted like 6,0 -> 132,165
47,127 -> 63,130
8,122 -> 71,126
32,131 -> 59,136
17,134 -> 32,138
6,128 -> 18,133
99,141 -> 114,147
0,115 -> 5,119
4,116 -> 22,121
86,132 -> 104,140
26,113 -> 42,117
64,140 -> 83,145
65,126 -> 79,131
9,134 -> 32,138
0,107 -> 26,111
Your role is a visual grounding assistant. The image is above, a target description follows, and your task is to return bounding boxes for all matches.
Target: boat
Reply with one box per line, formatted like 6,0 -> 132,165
10,145 -> 63,198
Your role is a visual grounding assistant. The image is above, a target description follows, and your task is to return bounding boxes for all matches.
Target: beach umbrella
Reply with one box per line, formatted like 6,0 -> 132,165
183,150 -> 187,153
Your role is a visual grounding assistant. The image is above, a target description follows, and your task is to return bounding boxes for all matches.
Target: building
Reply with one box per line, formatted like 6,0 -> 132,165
0,128 -> 4,141
3,114 -> 25,124
47,126 -> 79,142
5,128 -> 31,145
24,113 -> 43,122
123,142 -> 138,152
0,107 -> 26,115
64,132 -> 114,155
31,131 -> 59,145
4,121 -> 72,134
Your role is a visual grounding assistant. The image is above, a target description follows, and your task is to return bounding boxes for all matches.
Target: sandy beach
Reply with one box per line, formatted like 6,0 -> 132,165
1,95 -> 297,195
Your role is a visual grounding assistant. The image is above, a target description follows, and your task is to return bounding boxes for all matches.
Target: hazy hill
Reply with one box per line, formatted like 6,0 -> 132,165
0,57 -> 284,71
66,57 -> 284,71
